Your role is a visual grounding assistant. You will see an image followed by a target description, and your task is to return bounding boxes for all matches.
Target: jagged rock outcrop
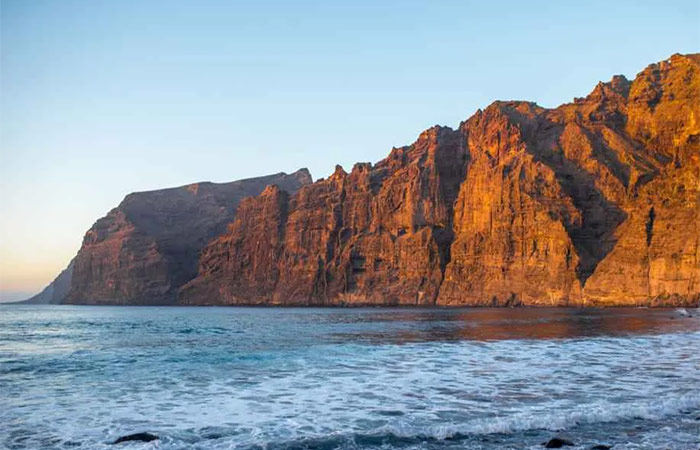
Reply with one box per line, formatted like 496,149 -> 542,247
181,127 -> 468,305
181,53 -> 699,307
582,54 -> 700,305
64,170 -> 312,304
20,259 -> 74,304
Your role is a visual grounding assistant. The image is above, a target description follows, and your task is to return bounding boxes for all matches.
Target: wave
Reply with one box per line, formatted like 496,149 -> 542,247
3,394 -> 698,450
451,392 -> 700,436
249,393 -> 700,449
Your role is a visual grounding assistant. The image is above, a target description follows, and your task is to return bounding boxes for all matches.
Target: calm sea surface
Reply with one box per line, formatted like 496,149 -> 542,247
1,306 -> 699,450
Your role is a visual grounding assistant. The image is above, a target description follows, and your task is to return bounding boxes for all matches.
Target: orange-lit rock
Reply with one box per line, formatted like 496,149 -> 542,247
181,54 -> 699,307
181,127 -> 468,305
63,54 -> 699,307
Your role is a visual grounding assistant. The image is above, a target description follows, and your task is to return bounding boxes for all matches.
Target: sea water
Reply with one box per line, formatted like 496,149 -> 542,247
1,306 -> 698,449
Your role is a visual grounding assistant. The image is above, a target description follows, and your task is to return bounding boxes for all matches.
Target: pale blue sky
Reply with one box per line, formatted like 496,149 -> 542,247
1,0 -> 698,300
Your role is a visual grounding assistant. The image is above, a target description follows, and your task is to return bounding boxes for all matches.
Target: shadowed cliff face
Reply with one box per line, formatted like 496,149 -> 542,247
64,170 -> 312,305
181,53 -> 699,307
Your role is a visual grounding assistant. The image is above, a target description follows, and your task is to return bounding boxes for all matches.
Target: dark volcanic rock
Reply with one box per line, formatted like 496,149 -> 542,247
64,169 -> 312,305
544,437 -> 575,448
113,432 -> 158,444
180,53 -> 699,307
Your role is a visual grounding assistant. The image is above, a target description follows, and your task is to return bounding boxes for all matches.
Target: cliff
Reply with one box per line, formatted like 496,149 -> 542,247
180,54 -> 699,307
181,127 -> 467,305
63,169 -> 312,304
19,259 -> 74,304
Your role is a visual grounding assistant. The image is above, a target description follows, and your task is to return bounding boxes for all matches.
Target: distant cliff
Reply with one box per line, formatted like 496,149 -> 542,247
180,53 -> 699,307
20,259 -> 74,304
60,170 -> 312,305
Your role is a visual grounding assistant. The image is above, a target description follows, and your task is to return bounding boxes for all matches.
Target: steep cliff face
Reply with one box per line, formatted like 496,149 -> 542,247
438,103 -> 586,306
181,127 -> 468,305
181,53 -> 699,307
64,170 -> 312,304
582,54 -> 700,305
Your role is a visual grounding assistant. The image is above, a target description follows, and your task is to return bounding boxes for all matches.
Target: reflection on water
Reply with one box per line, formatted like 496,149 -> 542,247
326,307 -> 699,343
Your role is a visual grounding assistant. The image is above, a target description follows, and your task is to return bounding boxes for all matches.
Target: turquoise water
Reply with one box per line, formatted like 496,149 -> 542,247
1,306 -> 699,449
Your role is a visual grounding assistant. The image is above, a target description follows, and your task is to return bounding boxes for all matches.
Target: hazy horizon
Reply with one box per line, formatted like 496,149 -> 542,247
1,0 -> 699,301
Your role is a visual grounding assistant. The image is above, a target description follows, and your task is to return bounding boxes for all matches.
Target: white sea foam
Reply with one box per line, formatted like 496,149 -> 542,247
378,392 -> 700,438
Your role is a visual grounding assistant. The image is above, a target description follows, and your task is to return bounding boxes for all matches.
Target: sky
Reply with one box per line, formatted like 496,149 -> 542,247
1,0 -> 698,301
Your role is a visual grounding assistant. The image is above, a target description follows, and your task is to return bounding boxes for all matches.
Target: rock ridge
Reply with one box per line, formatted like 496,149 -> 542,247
180,53 -> 699,307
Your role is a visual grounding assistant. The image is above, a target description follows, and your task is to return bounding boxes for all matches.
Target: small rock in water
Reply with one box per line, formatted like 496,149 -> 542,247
590,445 -> 612,450
543,437 -> 575,448
113,432 -> 159,444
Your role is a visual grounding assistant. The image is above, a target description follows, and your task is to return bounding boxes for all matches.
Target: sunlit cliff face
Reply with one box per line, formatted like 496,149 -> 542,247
179,54 -> 699,308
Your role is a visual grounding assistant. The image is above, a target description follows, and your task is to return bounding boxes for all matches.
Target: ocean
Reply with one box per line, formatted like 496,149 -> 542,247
1,305 -> 698,449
